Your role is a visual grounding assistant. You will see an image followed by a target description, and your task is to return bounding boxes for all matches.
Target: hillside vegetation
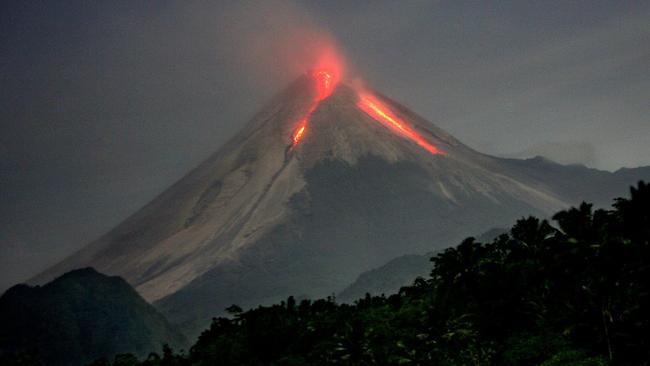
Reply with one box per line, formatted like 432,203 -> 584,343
6,181 -> 650,366
0,269 -> 187,366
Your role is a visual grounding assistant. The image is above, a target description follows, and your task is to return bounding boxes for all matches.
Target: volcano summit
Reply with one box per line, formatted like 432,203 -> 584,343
33,72 -> 650,335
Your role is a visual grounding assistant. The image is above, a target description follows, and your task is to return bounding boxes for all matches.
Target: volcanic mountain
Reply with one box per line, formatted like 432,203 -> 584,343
32,72 -> 650,335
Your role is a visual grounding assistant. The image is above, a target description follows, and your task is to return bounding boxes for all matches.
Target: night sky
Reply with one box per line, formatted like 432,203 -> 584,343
1,0 -> 649,290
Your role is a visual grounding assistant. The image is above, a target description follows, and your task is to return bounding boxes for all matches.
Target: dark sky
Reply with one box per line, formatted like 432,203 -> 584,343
1,0 -> 649,290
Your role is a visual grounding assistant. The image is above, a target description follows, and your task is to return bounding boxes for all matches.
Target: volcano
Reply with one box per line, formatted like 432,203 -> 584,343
33,71 -> 650,335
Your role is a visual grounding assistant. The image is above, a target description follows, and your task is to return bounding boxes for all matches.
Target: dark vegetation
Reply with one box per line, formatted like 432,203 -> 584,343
3,181 -> 649,366
0,269 -> 187,366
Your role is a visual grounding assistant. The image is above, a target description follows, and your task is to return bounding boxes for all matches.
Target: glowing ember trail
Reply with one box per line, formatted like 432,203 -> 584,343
357,93 -> 441,155
290,69 -> 337,147
292,123 -> 306,144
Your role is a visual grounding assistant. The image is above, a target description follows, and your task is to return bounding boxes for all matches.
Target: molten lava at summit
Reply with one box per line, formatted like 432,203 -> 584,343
313,70 -> 334,101
290,69 -> 337,147
289,71 -> 442,156
357,92 -> 441,155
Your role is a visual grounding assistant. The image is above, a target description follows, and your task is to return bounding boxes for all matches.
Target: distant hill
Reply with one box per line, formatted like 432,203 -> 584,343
338,228 -> 506,302
500,156 -> 650,208
0,268 -> 187,366
338,254 -> 433,303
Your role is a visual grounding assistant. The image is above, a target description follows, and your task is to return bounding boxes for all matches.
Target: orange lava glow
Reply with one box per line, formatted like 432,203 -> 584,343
357,93 -> 441,155
312,69 -> 334,101
290,68 -> 338,147
292,122 -> 307,144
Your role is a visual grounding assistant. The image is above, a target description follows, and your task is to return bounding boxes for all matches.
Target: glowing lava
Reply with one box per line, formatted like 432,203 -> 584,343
313,70 -> 334,101
357,92 -> 441,155
292,122 -> 306,144
290,69 -> 337,147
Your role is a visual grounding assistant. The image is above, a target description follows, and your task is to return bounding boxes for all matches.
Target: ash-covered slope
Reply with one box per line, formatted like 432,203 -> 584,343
32,73 -> 650,336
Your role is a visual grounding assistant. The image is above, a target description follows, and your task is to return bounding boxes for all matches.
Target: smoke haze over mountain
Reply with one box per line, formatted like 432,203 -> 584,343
1,0 -> 649,290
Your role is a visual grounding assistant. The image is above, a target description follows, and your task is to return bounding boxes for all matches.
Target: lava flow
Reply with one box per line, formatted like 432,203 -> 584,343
292,123 -> 306,144
357,92 -> 441,155
290,69 -> 337,147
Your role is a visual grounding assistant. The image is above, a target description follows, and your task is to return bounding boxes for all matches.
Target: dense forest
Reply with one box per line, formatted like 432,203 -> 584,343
5,181 -> 650,366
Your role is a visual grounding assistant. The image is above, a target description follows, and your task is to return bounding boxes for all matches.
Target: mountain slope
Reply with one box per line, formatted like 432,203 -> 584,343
338,228 -> 508,302
0,268 -> 187,366
337,253 -> 433,303
30,74 -> 650,336
499,156 -> 650,208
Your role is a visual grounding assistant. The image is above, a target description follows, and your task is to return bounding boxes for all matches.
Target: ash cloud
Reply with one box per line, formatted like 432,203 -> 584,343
206,1 -> 346,88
